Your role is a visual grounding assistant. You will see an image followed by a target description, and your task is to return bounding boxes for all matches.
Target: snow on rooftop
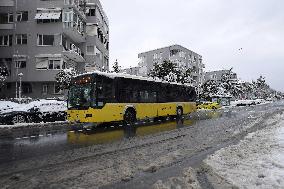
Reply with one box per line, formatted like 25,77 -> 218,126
76,71 -> 194,87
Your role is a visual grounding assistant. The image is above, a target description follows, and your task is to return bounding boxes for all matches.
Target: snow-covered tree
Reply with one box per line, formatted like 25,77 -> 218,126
148,60 -> 193,84
55,68 -> 77,90
112,59 -> 120,73
220,68 -> 243,98
200,79 -> 219,100
0,67 -> 8,88
253,75 -> 271,99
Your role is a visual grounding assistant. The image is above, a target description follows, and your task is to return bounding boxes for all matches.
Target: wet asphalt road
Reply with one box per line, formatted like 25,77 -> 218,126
0,101 -> 283,189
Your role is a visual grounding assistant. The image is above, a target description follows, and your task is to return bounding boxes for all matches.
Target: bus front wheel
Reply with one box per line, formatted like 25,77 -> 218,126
124,109 -> 136,124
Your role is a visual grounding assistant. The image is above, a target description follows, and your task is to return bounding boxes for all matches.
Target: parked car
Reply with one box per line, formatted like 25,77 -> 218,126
254,99 -> 266,104
0,100 -> 67,125
234,99 -> 255,106
197,102 -> 221,110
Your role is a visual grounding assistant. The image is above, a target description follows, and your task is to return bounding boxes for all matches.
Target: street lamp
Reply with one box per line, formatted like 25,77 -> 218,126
18,72 -> 23,100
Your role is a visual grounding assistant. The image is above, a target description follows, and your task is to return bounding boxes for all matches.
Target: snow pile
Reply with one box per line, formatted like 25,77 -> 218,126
205,113 -> 284,189
0,101 -> 21,114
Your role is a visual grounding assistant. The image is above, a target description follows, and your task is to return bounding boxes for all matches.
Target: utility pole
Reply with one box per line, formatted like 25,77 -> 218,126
18,72 -> 23,100
15,51 -> 19,99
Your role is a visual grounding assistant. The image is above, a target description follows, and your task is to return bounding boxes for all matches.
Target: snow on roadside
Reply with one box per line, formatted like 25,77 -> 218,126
152,167 -> 201,189
0,100 -> 66,114
0,101 -> 20,114
205,113 -> 284,189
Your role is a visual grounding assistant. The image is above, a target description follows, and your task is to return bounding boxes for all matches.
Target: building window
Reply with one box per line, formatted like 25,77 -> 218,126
42,84 -> 48,94
86,45 -> 95,55
54,84 -> 62,94
64,0 -> 78,6
62,61 -> 67,69
63,11 -> 73,28
16,11 -> 28,22
0,35 -> 13,46
22,83 -> 32,94
179,51 -> 186,58
16,34 -> 27,45
95,47 -> 102,60
37,34 -> 54,46
0,13 -> 13,24
87,9 -> 96,16
48,60 -> 61,70
170,49 -> 180,57
15,61 -> 26,68
36,58 -> 64,70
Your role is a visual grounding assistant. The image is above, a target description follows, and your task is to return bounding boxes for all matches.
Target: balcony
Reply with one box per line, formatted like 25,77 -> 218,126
0,23 -> 14,30
0,0 -> 14,6
63,23 -> 86,43
64,3 -> 86,21
63,44 -> 85,63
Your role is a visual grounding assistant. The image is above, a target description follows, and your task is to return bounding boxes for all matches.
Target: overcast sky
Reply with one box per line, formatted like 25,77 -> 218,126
101,0 -> 284,91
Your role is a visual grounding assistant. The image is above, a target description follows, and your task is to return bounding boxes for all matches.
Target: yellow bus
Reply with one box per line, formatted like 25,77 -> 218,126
67,71 -> 197,124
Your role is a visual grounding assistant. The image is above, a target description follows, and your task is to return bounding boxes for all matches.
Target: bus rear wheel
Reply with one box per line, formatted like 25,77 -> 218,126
124,109 -> 136,124
176,107 -> 183,118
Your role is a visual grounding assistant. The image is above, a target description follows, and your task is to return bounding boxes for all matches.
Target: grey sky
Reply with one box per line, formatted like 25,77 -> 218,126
102,0 -> 284,91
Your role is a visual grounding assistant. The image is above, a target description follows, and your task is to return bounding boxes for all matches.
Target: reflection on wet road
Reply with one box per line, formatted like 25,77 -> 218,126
0,110 -> 224,164
68,119 -> 195,145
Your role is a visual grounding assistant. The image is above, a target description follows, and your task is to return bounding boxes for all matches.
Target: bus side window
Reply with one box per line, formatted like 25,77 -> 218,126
119,89 -> 131,103
149,91 -> 157,102
104,78 -> 113,101
139,91 -> 157,103
131,91 -> 139,103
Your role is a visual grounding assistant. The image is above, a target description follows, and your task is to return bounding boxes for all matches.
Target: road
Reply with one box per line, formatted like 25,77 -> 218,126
0,101 -> 283,189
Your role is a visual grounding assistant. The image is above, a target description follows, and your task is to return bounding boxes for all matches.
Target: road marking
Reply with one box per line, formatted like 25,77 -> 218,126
78,130 -> 83,132
39,134 -> 44,137
15,138 -> 21,140
22,136 -> 29,139
30,136 -> 36,138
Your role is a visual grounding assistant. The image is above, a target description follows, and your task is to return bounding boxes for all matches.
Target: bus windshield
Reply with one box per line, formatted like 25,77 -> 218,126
68,84 -> 93,109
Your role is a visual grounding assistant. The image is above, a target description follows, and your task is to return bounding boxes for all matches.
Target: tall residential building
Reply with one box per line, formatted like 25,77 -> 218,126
0,0 -> 109,99
138,44 -> 205,87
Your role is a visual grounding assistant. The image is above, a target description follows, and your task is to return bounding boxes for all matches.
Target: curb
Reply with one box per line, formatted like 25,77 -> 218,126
0,121 -> 75,136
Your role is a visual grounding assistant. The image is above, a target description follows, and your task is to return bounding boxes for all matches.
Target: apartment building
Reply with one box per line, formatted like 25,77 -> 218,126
138,45 -> 205,87
205,70 -> 238,84
0,0 -> 109,99
120,66 -> 140,76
